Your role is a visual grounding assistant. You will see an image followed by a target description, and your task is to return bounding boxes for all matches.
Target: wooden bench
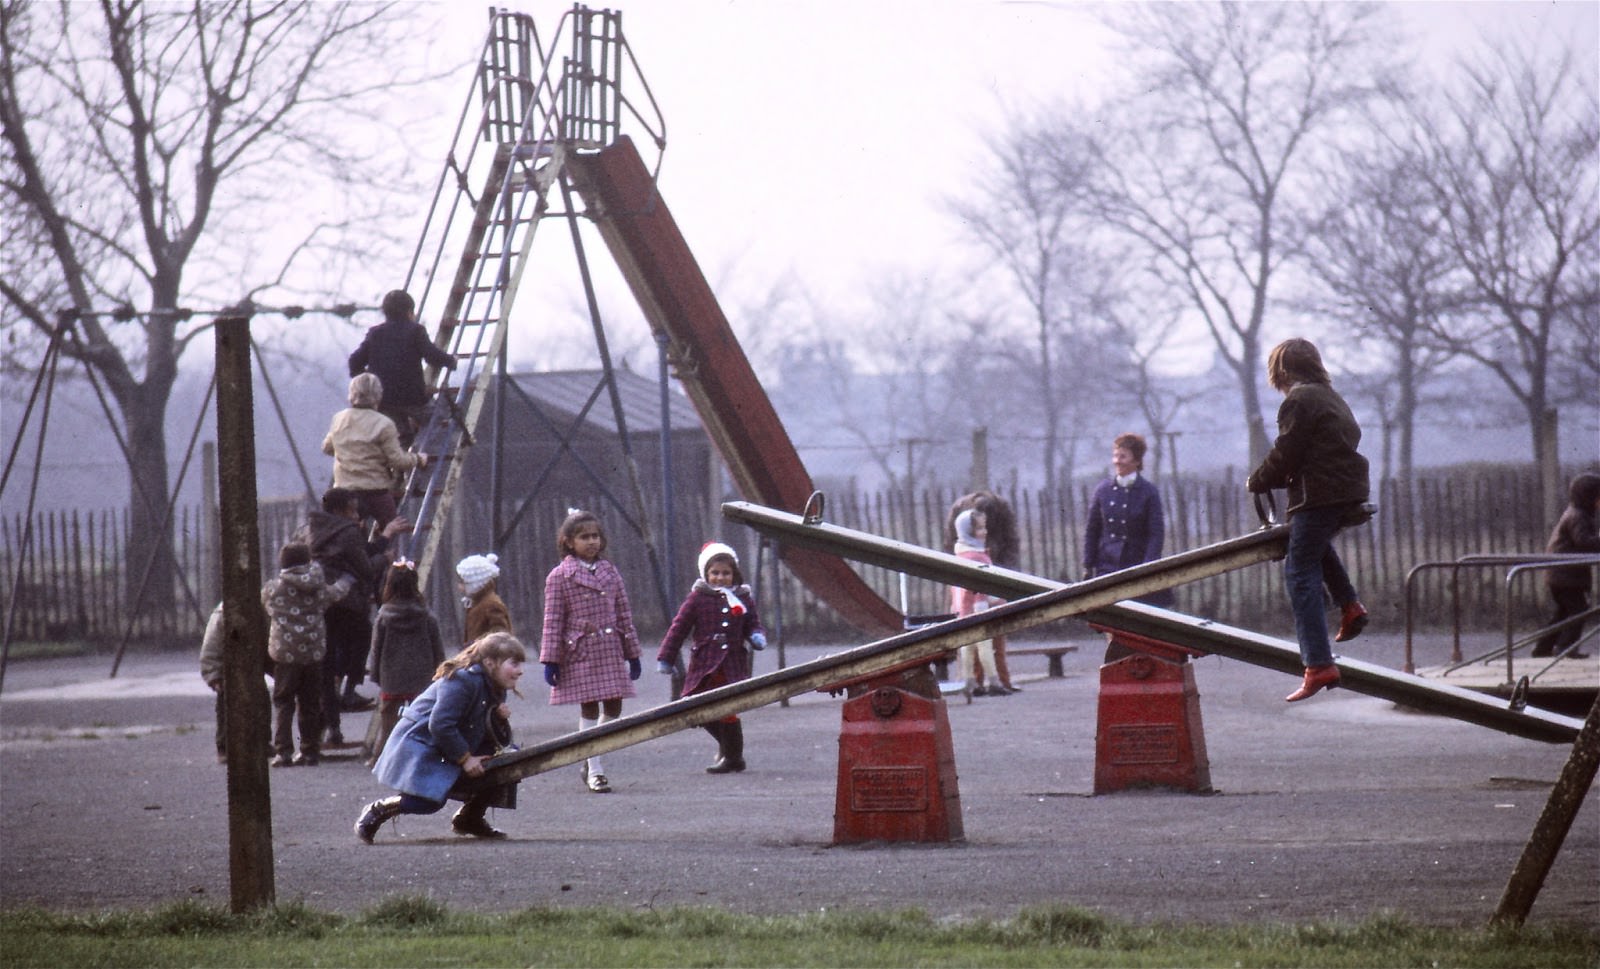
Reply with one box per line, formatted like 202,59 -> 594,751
1005,644 -> 1081,679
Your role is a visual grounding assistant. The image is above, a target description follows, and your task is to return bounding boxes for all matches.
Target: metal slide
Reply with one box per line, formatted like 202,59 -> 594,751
563,137 -> 904,636
479,513 -> 1295,785
721,501 -> 1585,744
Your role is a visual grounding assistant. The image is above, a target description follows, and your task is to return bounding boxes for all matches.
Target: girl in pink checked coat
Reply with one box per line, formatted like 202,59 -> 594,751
539,509 -> 643,794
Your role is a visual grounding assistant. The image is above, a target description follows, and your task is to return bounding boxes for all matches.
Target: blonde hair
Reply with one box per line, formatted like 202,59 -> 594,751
349,372 -> 383,408
435,631 -> 526,697
1266,338 -> 1330,393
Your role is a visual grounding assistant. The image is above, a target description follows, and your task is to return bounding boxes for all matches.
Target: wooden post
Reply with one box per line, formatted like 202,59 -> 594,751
1492,693 -> 1600,927
970,427 -> 989,492
214,316 -> 275,912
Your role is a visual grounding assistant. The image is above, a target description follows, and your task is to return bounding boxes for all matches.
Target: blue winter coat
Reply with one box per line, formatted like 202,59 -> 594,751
371,664 -> 506,802
1083,474 -> 1174,607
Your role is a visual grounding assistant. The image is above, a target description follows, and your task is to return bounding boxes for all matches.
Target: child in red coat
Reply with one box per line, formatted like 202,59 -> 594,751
657,542 -> 767,773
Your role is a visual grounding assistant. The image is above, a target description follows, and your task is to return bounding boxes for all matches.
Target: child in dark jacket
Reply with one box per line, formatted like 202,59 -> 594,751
1531,473 -> 1600,658
261,542 -> 354,766
366,560 -> 446,765
656,542 -> 767,773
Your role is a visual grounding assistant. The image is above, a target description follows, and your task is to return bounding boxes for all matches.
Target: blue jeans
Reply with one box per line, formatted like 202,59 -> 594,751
1284,506 -> 1358,668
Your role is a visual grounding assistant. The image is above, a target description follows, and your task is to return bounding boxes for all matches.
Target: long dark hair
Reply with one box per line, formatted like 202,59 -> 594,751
944,491 -> 1020,568
381,561 -> 423,604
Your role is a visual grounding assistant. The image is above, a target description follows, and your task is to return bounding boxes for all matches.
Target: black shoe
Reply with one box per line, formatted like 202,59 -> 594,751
451,814 -> 507,839
324,730 -> 345,746
270,753 -> 294,768
356,797 -> 402,844
293,752 -> 320,767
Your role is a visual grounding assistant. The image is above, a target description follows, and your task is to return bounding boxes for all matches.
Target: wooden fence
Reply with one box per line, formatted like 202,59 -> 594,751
1,465 -> 1585,647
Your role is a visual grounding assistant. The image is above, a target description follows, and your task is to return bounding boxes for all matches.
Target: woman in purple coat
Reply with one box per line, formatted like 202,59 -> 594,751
1083,432 -> 1175,608
656,542 -> 768,773
539,510 -> 643,794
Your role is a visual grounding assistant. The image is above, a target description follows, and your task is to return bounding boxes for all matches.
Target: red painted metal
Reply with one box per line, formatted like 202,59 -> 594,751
1093,636 -> 1212,794
833,679 -> 964,844
566,137 -> 902,635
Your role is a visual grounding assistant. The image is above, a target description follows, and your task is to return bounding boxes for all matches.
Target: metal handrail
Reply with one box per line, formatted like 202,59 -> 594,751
1403,552 -> 1600,680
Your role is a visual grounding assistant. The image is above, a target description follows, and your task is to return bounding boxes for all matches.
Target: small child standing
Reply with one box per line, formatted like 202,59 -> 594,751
457,552 -> 513,646
950,509 -> 1008,699
367,560 -> 446,765
198,602 -> 226,763
1531,473 -> 1600,658
656,542 -> 766,773
261,542 -> 354,767
539,509 -> 642,793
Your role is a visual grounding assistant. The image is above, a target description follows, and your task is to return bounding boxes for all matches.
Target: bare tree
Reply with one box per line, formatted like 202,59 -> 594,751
948,109 -> 1117,492
1,1 -> 445,610
1089,2 -> 1396,466
1302,139 -> 1458,483
1410,40 -> 1600,487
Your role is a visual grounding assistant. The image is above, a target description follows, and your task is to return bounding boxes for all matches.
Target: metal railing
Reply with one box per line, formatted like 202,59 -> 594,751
1403,553 -> 1600,682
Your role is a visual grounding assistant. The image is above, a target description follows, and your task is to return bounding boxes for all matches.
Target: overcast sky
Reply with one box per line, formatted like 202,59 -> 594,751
393,0 -> 1600,376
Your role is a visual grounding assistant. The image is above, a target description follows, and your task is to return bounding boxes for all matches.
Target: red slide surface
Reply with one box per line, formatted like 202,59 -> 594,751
567,137 -> 902,635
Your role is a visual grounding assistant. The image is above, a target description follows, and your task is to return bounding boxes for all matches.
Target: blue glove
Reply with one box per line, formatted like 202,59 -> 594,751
656,660 -> 674,675
748,631 -> 767,651
542,663 -> 559,687
628,657 -> 642,681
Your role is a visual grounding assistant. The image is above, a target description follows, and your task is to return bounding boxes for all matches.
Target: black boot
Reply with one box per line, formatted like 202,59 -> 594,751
451,796 -> 507,839
702,722 -> 725,772
706,720 -> 745,774
355,796 -> 403,844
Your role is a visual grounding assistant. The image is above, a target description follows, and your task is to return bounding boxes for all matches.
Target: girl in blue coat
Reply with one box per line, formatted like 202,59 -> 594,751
656,542 -> 766,773
356,631 -> 525,843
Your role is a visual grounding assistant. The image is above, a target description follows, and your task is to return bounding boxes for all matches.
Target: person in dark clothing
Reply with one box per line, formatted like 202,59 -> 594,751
1531,473 -> 1600,658
306,487 -> 411,744
1083,433 -> 1175,608
1247,338 -> 1371,703
347,290 -> 456,448
366,560 -> 446,765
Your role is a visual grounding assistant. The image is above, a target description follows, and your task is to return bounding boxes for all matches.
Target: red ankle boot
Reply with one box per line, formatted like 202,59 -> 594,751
1285,664 -> 1341,702
1334,601 -> 1368,643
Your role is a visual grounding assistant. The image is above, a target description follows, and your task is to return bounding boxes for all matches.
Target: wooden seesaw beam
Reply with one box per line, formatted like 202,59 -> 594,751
477,508 -> 1293,785
721,501 -> 1584,745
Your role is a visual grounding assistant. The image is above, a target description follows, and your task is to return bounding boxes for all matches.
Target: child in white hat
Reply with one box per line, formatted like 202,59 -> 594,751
655,541 -> 767,774
456,552 -> 512,646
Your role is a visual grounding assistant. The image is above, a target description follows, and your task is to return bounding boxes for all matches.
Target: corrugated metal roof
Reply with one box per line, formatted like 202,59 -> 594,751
506,368 -> 701,435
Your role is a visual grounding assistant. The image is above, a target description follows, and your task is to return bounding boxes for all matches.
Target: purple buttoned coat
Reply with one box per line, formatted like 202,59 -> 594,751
657,580 -> 765,696
539,556 -> 642,704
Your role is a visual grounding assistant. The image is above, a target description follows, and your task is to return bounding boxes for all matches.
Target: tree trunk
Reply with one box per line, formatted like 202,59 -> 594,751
124,391 -> 176,619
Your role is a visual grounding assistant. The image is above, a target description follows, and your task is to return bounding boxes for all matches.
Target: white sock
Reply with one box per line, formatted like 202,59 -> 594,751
580,715 -> 601,775
588,710 -> 618,776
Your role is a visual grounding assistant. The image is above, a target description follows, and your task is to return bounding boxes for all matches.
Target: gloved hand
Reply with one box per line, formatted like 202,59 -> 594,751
656,660 -> 674,675
542,663 -> 559,687
748,631 -> 767,651
628,657 -> 642,681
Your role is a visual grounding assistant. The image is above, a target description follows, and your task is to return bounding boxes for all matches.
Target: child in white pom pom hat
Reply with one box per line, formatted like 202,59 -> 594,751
456,552 -> 512,646
656,541 -> 766,774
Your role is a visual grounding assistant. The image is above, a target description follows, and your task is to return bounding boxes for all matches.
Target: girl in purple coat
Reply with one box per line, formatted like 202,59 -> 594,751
539,509 -> 643,793
656,542 -> 767,773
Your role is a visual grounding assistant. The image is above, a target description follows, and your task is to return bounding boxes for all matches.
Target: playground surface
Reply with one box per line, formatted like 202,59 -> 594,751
1,631 -> 1595,927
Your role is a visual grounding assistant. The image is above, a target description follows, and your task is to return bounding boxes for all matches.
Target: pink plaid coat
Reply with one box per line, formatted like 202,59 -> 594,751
539,555 -> 642,705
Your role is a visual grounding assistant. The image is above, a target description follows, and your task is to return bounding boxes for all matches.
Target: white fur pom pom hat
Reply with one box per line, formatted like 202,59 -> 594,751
455,553 -> 500,595
697,542 -> 738,578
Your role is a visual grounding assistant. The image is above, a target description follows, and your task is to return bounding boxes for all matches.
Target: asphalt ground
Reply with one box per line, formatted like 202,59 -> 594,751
1,629 -> 1595,927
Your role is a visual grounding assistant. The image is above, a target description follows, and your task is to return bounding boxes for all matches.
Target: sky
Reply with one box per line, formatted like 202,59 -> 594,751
395,0 -> 1599,375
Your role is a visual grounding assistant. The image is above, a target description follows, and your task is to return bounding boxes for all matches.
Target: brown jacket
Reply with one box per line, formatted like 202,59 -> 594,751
463,587 -> 513,646
1247,382 -> 1369,515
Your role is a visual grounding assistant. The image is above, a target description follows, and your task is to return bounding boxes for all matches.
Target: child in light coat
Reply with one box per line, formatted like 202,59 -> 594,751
261,542 -> 353,767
